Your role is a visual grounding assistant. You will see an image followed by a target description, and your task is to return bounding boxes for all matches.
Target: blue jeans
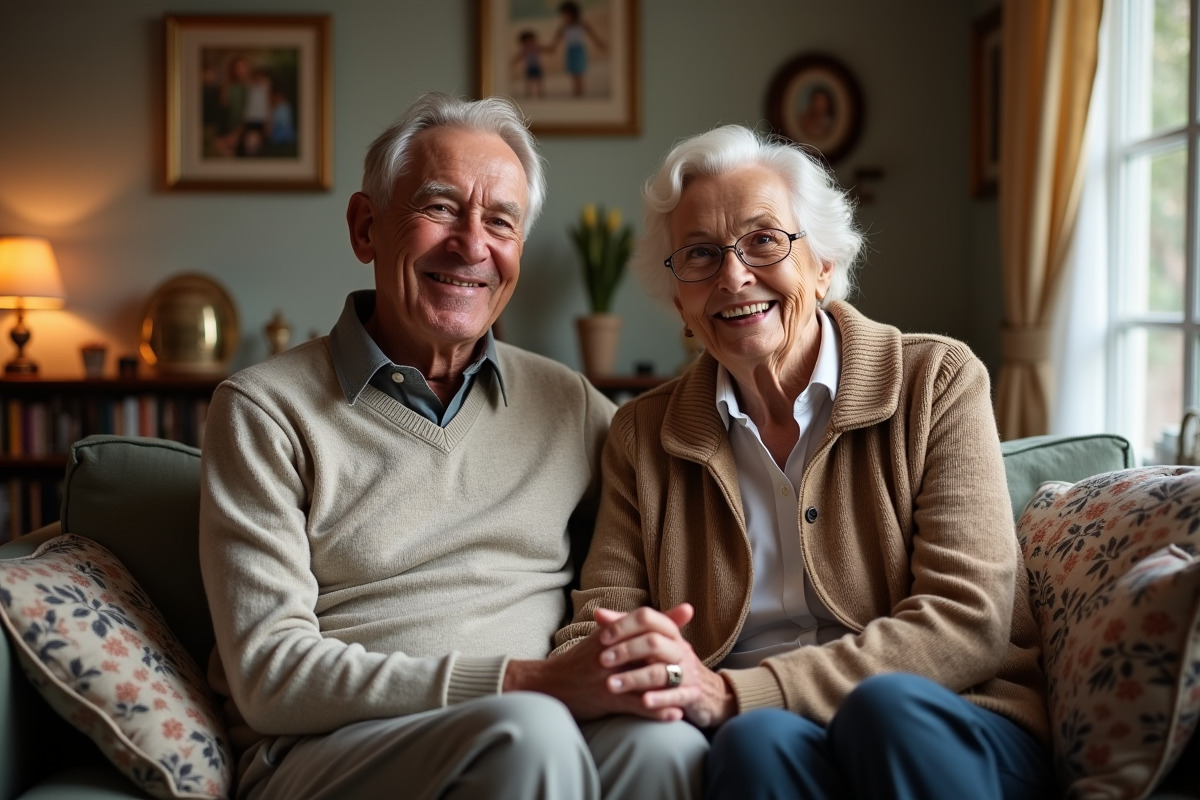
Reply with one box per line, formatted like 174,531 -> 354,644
706,673 -> 1056,800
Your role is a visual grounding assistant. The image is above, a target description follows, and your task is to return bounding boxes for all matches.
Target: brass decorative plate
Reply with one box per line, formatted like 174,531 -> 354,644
139,273 -> 239,375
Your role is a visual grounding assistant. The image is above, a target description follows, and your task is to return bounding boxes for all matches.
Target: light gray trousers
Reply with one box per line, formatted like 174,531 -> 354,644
237,692 -> 708,800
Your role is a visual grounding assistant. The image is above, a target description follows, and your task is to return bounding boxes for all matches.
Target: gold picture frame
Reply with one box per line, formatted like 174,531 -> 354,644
477,0 -> 640,136
164,14 -> 332,191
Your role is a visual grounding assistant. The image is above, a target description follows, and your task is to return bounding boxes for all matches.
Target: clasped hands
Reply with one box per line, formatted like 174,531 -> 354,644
506,602 -> 735,727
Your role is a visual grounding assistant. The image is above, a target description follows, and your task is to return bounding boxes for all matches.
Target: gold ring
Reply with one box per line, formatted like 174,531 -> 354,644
665,663 -> 683,688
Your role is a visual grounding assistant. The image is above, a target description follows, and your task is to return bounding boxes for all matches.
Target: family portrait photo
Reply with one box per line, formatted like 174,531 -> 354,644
165,15 -> 332,190
200,47 -> 300,161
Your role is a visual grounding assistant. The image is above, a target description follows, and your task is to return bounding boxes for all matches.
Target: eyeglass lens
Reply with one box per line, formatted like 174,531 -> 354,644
667,229 -> 798,281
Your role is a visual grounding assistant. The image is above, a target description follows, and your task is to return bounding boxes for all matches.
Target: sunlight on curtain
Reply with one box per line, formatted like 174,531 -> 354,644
1050,5 -> 1110,437
995,0 -> 1103,439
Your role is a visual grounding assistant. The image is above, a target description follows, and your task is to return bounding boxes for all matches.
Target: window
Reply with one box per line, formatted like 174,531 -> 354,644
1107,0 -> 1198,462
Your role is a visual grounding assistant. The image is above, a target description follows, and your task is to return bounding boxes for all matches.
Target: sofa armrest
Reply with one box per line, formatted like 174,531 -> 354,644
0,523 -> 72,799
1,436 -> 211,799
1001,433 -> 1135,521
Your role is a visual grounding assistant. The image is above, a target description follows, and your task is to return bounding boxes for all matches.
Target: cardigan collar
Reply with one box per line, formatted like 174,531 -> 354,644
660,301 -> 903,465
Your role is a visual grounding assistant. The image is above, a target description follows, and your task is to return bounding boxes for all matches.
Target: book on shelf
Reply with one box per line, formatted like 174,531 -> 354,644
5,398 -> 22,457
0,476 -> 59,543
5,480 -> 19,542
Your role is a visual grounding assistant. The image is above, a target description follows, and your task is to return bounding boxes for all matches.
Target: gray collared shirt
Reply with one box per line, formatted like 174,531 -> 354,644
327,290 -> 507,426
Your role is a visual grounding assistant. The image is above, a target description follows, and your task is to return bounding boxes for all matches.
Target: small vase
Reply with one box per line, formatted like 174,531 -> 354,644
264,310 -> 292,356
576,313 -> 622,377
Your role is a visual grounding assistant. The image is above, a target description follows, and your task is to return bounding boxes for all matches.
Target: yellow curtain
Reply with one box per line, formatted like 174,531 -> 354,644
995,0 -> 1103,439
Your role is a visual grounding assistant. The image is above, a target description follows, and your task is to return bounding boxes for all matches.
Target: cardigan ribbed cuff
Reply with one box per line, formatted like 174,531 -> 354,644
720,666 -> 785,712
447,655 -> 509,705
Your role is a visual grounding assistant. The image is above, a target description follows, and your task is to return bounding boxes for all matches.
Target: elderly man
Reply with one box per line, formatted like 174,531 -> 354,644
198,92 -> 707,800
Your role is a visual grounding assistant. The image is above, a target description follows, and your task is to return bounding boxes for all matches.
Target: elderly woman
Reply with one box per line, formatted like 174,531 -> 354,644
553,125 -> 1056,800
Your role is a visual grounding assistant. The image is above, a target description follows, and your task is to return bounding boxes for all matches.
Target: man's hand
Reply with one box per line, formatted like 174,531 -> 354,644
503,607 -> 688,721
593,603 -> 736,729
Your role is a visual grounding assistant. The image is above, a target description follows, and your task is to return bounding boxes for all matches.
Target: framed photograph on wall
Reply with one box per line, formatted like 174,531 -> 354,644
970,7 -> 1002,198
766,53 -> 863,165
164,14 -> 332,191
478,0 -> 639,135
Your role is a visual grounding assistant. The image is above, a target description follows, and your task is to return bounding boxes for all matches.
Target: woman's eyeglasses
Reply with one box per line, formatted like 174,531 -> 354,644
664,228 -> 806,282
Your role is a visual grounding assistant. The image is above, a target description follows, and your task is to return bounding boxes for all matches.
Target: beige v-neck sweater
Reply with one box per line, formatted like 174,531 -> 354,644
199,337 -> 613,750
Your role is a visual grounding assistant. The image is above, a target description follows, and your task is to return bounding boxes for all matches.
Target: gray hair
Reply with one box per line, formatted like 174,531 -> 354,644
361,92 -> 547,236
630,125 -> 864,307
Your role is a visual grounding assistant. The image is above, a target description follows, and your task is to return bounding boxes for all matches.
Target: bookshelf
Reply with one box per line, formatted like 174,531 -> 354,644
0,375 -> 222,540
588,374 -> 668,404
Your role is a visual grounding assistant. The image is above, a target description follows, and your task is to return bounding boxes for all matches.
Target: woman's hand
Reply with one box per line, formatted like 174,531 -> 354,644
504,608 -> 686,722
594,602 -> 736,729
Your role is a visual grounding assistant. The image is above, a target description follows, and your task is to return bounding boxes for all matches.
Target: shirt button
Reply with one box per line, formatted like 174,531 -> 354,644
804,507 -> 818,523
780,485 -> 790,497
391,372 -> 405,384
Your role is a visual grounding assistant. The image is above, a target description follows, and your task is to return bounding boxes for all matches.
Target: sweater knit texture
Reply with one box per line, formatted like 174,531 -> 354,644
553,301 -> 1050,744
199,337 -> 614,751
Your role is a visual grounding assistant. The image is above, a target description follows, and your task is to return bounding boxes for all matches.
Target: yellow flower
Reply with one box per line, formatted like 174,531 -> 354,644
569,202 -> 633,315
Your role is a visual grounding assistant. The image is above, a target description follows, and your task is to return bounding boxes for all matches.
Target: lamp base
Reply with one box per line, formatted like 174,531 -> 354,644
4,358 -> 39,375
6,309 -> 38,376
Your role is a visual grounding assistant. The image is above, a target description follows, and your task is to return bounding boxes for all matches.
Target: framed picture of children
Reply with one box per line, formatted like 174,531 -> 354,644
478,0 -> 640,135
164,15 -> 332,191
766,53 -> 864,166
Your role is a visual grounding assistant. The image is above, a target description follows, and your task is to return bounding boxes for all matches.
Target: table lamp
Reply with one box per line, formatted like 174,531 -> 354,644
0,235 -> 66,375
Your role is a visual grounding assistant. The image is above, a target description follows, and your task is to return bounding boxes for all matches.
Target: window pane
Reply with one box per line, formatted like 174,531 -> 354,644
1121,147 -> 1187,314
1120,326 -> 1184,463
1127,0 -> 1190,136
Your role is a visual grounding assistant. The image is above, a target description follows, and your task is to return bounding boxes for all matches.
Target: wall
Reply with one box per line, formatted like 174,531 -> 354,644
0,0 -> 1001,381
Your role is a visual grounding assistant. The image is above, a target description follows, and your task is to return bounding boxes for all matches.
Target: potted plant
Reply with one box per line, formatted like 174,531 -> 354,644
569,203 -> 633,376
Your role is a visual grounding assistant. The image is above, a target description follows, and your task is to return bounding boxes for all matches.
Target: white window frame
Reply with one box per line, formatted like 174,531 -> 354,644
1105,0 -> 1199,461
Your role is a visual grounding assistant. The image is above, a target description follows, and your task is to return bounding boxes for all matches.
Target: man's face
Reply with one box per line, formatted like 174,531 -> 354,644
353,126 -> 528,361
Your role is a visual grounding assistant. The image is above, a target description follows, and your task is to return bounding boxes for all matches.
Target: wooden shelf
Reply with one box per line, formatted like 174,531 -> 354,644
588,374 -> 668,399
0,455 -> 66,470
588,371 -> 667,391
1,375 -> 224,392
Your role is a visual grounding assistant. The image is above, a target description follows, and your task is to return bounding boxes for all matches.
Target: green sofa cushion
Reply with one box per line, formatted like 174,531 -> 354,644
1000,433 -> 1135,522
57,435 -> 211,669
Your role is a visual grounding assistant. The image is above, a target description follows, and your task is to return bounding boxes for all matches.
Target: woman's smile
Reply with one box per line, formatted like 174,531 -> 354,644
715,300 -> 776,322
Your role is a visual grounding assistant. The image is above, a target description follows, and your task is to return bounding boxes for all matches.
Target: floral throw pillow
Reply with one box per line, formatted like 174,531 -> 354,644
1017,465 -> 1200,799
0,535 -> 232,799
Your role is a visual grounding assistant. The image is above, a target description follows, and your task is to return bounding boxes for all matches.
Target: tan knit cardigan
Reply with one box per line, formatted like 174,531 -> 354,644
554,302 -> 1049,743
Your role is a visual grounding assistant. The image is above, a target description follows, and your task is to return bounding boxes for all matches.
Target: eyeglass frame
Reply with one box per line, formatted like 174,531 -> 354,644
663,228 -> 807,282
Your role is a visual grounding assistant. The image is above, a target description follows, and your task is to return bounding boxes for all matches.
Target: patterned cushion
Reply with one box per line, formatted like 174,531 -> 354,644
0,535 -> 232,799
1017,466 -> 1200,798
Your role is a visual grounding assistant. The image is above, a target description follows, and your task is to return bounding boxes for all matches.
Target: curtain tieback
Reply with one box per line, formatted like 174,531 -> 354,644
1001,326 -> 1051,362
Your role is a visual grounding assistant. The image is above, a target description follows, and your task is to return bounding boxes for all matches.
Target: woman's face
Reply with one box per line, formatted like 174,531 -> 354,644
669,165 -> 832,377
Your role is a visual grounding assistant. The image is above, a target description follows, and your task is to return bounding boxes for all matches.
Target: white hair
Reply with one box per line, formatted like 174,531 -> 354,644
630,125 -> 864,307
360,92 -> 547,236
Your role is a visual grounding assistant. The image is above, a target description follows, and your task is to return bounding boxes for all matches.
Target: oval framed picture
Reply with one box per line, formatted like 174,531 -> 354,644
766,53 -> 863,164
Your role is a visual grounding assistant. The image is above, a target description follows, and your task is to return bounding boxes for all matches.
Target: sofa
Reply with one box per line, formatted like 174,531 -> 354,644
0,432 -> 1197,799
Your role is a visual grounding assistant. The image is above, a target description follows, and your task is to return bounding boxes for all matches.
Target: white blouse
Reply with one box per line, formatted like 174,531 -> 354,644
715,308 -> 852,669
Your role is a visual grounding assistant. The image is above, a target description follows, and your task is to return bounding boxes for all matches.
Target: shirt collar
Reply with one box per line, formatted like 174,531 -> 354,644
716,307 -> 840,429
328,290 -> 506,405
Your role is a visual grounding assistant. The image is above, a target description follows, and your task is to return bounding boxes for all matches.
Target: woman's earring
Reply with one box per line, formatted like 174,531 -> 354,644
683,325 -> 694,338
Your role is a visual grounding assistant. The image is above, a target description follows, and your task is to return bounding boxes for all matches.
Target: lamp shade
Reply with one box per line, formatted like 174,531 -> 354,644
0,235 -> 66,309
